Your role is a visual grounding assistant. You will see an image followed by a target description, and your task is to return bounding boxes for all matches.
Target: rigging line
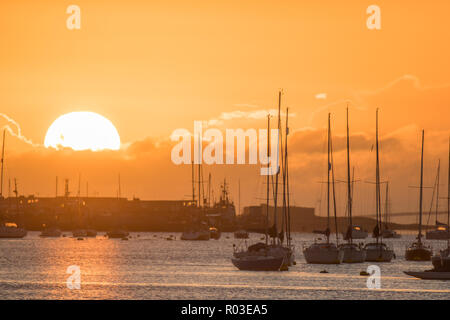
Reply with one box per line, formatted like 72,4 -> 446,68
425,161 -> 439,228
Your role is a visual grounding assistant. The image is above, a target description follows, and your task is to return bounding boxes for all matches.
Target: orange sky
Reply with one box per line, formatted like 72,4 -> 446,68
1,0 -> 450,217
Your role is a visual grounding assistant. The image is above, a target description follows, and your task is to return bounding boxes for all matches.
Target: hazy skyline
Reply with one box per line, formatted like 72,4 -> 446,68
1,0 -> 450,217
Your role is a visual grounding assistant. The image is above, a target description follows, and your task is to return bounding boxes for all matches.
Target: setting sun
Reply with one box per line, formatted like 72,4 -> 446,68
44,111 -> 121,151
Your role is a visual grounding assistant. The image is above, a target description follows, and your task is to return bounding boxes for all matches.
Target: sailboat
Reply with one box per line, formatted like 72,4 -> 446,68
232,101 -> 289,271
405,130 -> 432,261
304,113 -> 343,264
426,160 -> 450,240
363,109 -> 395,262
281,106 -> 295,266
0,179 -> 27,239
380,183 -> 401,239
339,109 -> 366,263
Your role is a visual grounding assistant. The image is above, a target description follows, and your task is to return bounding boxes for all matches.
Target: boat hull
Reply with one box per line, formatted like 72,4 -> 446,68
234,231 -> 249,239
40,229 -> 62,237
364,245 -> 394,262
381,230 -> 401,239
181,231 -> 210,240
340,245 -> 366,263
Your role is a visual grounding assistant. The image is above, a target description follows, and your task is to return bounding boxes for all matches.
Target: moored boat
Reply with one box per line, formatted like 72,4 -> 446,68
381,228 -> 401,239
303,242 -> 343,264
339,242 -> 366,263
72,229 -> 88,237
209,227 -> 221,240
404,271 -> 450,280
405,130 -> 432,261
40,227 -> 62,237
405,241 -> 432,261
107,229 -> 129,238
363,110 -> 395,263
364,242 -> 394,262
181,228 -> 210,240
304,113 -> 343,265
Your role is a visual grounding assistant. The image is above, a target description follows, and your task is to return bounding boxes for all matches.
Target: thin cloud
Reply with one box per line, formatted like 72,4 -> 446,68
0,113 -> 40,147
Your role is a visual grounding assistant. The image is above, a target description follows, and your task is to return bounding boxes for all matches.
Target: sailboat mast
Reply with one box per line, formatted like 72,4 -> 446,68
198,136 -> 201,208
266,114 -> 270,245
346,107 -> 353,242
385,182 -> 390,227
0,130 -> 5,197
418,130 -> 425,243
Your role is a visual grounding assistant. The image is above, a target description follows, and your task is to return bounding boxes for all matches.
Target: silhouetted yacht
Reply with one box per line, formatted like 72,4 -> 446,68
405,130 -> 432,261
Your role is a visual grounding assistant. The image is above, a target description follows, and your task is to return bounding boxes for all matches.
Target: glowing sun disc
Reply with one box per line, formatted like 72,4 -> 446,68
44,112 -> 121,151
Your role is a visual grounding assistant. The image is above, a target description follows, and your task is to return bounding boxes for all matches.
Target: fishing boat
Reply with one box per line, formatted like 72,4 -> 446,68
405,130 -> 432,261
363,109 -> 395,262
304,113 -> 343,264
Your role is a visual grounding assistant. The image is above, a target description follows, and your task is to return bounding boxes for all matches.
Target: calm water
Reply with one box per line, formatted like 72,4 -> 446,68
1,232 -> 450,300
